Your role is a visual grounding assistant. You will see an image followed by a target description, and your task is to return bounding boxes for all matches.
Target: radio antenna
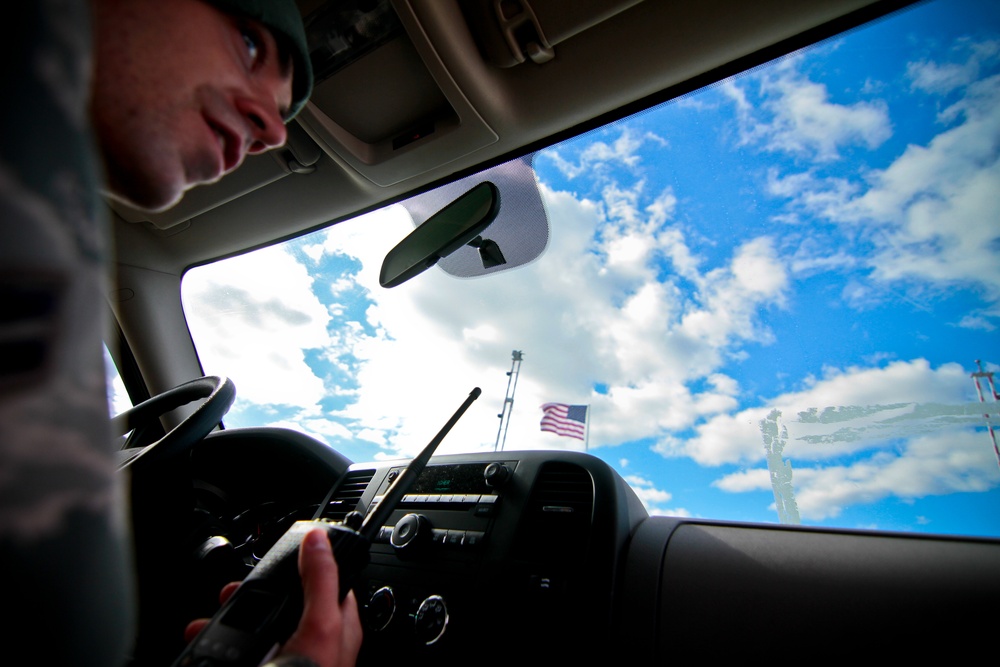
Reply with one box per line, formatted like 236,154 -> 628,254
360,387 -> 481,538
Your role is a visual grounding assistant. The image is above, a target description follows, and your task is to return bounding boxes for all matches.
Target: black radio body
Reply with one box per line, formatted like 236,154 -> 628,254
327,451 -> 646,666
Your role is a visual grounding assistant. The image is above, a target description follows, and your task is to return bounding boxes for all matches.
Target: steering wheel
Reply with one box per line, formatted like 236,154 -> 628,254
112,376 -> 236,662
112,375 -> 236,472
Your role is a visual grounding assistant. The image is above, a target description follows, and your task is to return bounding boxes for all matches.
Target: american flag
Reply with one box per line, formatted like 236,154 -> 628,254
540,403 -> 588,440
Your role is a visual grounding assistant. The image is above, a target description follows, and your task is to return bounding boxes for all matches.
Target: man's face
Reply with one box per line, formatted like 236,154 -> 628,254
91,0 -> 295,212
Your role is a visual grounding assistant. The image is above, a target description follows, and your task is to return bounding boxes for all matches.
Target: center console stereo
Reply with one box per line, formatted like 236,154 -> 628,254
320,451 -> 627,665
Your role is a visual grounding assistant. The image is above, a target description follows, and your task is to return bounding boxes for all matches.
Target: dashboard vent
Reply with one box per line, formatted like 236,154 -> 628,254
531,462 -> 594,517
324,469 -> 375,521
513,461 -> 595,566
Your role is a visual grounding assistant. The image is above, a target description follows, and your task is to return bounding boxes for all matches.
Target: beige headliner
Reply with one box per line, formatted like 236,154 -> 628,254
106,0 -> 918,419
110,0 -> 906,277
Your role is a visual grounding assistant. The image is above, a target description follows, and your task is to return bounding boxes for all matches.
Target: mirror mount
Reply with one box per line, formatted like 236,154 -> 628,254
467,236 -> 507,268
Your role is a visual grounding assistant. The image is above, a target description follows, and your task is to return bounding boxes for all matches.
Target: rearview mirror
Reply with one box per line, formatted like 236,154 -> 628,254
380,181 -> 501,288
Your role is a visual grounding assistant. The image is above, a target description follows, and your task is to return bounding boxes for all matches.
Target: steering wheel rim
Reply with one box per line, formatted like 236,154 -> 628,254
112,375 -> 236,472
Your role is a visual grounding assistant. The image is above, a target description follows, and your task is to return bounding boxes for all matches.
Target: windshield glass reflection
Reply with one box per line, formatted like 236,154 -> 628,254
184,0 -> 1000,539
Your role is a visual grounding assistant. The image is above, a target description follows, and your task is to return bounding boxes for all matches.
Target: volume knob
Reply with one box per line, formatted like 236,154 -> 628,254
483,462 -> 510,488
390,513 -> 429,550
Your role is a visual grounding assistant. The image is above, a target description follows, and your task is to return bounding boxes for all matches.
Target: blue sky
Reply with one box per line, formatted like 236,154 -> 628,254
177,0 -> 1000,538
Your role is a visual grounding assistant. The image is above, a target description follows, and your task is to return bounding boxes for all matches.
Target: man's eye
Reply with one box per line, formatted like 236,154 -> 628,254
242,29 -> 260,65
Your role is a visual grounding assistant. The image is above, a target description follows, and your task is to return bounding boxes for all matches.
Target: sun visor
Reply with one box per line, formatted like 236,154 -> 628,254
461,0 -> 647,67
398,157 -> 549,279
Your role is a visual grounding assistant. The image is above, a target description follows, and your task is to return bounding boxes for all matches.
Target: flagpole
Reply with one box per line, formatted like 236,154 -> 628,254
584,405 -> 590,452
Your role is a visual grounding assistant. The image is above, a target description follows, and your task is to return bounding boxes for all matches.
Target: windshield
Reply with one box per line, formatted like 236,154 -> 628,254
183,0 -> 1000,539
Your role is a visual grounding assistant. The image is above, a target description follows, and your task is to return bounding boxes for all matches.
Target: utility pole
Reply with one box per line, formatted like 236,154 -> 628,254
494,350 -> 523,452
971,360 -> 1000,471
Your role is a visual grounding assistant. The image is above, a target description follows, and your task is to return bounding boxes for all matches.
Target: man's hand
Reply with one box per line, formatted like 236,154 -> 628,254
278,527 -> 363,667
184,528 -> 363,667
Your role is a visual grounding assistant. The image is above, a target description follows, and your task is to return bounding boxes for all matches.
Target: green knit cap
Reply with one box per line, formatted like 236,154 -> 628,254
209,0 -> 313,120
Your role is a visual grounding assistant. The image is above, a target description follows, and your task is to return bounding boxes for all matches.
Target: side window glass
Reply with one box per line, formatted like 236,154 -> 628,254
103,344 -> 132,418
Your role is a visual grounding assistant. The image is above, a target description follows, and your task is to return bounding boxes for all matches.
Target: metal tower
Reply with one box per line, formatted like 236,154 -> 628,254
971,360 -> 1000,471
494,350 -> 523,452
759,409 -> 801,525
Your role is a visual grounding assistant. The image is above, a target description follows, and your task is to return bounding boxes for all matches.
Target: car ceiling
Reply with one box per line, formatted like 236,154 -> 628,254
109,0 -> 915,277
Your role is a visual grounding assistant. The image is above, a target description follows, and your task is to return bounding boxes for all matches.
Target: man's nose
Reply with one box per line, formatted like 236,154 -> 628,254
240,94 -> 288,154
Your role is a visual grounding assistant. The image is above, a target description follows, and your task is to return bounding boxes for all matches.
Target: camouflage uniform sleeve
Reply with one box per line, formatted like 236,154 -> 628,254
0,2 -> 135,666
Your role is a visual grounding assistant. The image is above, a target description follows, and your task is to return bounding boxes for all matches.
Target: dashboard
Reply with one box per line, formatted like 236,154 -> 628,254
135,426 -> 1000,665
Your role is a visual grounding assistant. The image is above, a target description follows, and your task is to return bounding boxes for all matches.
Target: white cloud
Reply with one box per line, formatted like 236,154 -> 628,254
765,57 -> 1000,312
728,58 -> 892,161
663,357 -> 1000,522
661,358 -> 974,467
715,429 -> 997,521
543,128 -> 665,180
957,314 -> 997,331
908,60 -> 978,94
788,236 -> 858,276
184,245 -> 332,411
677,236 -> 788,350
625,475 -> 693,517
624,474 -> 672,504
183,158 -> 795,462
855,92 -> 1000,296
907,38 -> 999,94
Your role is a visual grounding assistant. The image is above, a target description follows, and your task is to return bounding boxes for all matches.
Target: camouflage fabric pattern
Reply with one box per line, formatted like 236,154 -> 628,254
1,1 -> 134,665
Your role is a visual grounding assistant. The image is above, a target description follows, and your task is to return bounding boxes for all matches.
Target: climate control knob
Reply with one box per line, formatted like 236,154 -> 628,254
365,586 -> 395,632
413,595 -> 449,645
